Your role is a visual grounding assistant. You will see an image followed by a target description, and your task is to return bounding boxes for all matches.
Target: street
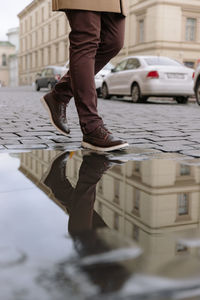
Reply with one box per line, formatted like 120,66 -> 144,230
0,86 -> 200,157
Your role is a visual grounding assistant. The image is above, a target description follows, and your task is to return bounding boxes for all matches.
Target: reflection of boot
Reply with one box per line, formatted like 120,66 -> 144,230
42,151 -> 74,211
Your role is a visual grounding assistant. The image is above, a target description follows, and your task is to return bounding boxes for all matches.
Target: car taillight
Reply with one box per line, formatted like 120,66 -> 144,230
147,71 -> 159,79
192,72 -> 195,79
55,74 -> 61,81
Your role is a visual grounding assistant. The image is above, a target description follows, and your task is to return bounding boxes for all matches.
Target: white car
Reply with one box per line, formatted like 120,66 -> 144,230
102,56 -> 195,104
95,63 -> 114,95
62,61 -> 113,95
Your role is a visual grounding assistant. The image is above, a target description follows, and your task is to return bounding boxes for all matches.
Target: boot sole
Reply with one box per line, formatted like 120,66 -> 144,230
40,96 -> 70,136
81,141 -> 129,152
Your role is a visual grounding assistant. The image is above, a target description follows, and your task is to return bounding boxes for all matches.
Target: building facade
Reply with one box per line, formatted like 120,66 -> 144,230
18,0 -> 200,86
18,0 -> 70,86
0,41 -> 16,87
121,0 -> 200,68
7,28 -> 19,87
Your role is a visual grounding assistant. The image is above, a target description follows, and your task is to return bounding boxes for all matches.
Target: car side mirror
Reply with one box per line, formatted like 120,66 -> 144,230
111,68 -> 116,73
37,73 -> 41,77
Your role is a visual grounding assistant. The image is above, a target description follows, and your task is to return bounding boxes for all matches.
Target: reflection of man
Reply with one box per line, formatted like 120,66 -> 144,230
42,151 -> 131,293
41,1 -> 129,152
43,151 -> 109,232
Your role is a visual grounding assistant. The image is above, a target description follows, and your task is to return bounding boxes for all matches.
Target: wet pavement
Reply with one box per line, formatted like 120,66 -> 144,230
1,148 -> 200,299
1,87 -> 200,157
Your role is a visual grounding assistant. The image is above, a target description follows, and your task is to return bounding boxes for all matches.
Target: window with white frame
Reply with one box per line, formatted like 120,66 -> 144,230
138,19 -> 144,43
178,193 -> 189,216
185,18 -> 196,41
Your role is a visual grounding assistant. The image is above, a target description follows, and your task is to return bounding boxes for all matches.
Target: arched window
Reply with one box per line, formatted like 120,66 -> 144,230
2,54 -> 7,66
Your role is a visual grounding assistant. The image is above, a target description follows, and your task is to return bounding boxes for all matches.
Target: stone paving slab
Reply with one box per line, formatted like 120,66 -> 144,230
0,86 -> 200,158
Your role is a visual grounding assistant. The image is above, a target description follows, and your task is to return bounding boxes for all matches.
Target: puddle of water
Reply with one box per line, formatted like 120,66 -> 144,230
0,149 -> 200,299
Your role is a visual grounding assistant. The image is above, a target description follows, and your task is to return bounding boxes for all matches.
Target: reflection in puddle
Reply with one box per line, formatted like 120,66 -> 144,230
1,149 -> 200,299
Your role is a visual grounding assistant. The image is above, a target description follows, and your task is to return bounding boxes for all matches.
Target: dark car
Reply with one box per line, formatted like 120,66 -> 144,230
35,66 -> 66,91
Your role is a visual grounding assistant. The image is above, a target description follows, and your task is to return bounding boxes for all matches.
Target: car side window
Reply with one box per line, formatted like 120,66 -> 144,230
115,60 -> 128,72
41,69 -> 47,77
125,59 -> 141,70
47,69 -> 54,76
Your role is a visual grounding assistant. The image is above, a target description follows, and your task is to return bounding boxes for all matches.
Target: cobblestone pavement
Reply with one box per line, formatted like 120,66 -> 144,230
0,86 -> 200,158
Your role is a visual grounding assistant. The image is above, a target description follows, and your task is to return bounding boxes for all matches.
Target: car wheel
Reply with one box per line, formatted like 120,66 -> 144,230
48,82 -> 52,90
195,80 -> 200,105
175,96 -> 188,104
35,82 -> 40,91
131,83 -> 144,103
102,83 -> 111,99
96,88 -> 101,97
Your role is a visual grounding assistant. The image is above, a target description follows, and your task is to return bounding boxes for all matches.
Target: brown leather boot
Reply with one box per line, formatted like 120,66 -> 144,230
41,92 -> 70,135
81,125 -> 129,152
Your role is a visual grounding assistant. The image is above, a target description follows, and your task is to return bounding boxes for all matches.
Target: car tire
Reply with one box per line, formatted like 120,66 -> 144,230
96,88 -> 101,97
175,96 -> 188,104
48,82 -> 52,90
131,83 -> 146,103
102,83 -> 111,99
195,79 -> 200,105
35,82 -> 40,91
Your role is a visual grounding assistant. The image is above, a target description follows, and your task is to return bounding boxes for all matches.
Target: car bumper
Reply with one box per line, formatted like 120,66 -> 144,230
142,80 -> 194,96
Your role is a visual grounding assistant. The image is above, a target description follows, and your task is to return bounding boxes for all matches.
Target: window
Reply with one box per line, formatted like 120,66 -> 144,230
2,54 -> 7,66
49,24 -> 51,41
176,243 -> 188,254
42,7 -> 45,22
115,59 -> 127,72
186,18 -> 196,41
98,180 -> 103,194
35,11 -> 38,25
178,193 -> 189,216
180,164 -> 190,176
56,43 -> 59,63
125,58 -> 140,70
114,213 -> 119,230
133,225 -> 140,241
48,2 -> 51,17
30,16 -> 32,29
134,161 -> 140,173
134,189 -> 140,210
145,57 -> 181,66
114,179 -> 120,204
35,51 -> 38,68
138,19 -> 144,43
48,47 -> 51,65
184,61 -> 195,69
56,19 -> 59,36
132,189 -> 140,215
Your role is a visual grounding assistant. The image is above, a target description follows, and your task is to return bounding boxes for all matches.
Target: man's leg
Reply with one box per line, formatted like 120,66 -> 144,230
66,10 -> 103,134
52,12 -> 125,106
43,10 -> 128,151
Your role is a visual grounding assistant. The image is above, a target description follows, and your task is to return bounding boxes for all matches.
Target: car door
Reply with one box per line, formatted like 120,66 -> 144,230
108,59 -> 128,94
39,68 -> 48,87
46,68 -> 54,86
123,58 -> 141,94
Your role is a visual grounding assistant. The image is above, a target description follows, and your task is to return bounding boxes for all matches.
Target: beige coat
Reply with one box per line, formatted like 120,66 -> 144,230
52,0 -> 128,16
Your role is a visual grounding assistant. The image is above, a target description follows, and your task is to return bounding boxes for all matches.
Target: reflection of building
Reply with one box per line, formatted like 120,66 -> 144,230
122,0 -> 200,68
17,150 -> 200,274
18,0 -> 69,85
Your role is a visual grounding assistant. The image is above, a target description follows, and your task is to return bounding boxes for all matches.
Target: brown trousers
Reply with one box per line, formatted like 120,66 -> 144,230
52,10 -> 125,134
